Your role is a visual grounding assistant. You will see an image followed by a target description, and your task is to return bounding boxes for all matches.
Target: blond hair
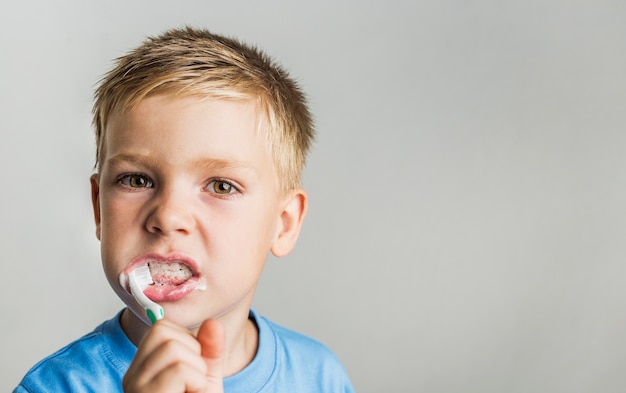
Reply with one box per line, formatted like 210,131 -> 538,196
93,27 -> 314,191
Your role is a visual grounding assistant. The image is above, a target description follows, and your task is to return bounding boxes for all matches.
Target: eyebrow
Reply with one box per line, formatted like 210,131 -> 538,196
190,157 -> 256,173
105,153 -> 160,169
105,153 -> 256,173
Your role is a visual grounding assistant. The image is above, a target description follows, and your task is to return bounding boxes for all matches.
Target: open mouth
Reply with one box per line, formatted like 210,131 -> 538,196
143,260 -> 204,301
120,254 -> 205,302
148,261 -> 195,286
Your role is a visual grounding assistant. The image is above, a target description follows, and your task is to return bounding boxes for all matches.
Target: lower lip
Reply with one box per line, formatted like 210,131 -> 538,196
143,276 -> 204,302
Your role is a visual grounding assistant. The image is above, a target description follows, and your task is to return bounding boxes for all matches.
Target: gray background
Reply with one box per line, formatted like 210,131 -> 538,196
2,1 -> 626,392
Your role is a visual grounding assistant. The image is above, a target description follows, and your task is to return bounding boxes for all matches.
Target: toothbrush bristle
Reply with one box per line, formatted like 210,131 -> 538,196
131,265 -> 154,286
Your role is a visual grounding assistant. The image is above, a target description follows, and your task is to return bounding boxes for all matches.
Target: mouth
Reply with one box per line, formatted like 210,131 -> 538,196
121,254 -> 206,302
148,261 -> 195,286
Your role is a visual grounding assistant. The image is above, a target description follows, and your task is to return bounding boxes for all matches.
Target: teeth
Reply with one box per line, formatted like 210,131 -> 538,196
148,262 -> 193,286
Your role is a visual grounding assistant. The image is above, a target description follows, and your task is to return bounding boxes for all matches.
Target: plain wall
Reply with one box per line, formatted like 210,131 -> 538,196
2,1 -> 626,392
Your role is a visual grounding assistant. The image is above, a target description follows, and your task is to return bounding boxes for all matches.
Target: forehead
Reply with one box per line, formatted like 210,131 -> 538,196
102,95 -> 274,173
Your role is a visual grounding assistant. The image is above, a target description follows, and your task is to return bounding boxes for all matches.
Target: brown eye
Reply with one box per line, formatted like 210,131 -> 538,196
208,179 -> 239,195
212,180 -> 233,194
120,174 -> 153,188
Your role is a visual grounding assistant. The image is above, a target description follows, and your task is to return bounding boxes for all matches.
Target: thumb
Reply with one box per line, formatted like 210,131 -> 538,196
197,319 -> 225,381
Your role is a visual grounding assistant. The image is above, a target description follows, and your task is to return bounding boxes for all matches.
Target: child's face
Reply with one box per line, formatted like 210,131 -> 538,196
91,95 -> 298,328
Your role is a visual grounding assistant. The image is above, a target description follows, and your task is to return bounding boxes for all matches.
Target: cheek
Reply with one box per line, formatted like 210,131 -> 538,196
98,197 -> 139,276
100,196 -> 140,236
210,204 -> 278,269
235,203 -> 279,249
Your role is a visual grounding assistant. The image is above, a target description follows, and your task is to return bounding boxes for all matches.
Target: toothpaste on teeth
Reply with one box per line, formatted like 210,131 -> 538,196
148,262 -> 193,286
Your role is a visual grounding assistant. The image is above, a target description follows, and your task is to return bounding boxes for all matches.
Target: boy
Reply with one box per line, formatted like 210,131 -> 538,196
15,27 -> 354,392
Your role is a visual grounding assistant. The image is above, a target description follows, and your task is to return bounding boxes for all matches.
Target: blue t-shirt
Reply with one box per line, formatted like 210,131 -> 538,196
15,309 -> 354,392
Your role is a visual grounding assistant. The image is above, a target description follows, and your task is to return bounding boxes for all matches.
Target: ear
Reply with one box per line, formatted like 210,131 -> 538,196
90,174 -> 102,240
271,188 -> 308,258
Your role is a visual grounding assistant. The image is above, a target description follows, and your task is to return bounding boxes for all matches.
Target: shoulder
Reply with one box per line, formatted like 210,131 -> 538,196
263,316 -> 339,359
254,312 -> 355,393
15,312 -> 133,393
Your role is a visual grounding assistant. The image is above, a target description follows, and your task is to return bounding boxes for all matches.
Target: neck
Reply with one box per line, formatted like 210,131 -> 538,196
208,306 -> 259,377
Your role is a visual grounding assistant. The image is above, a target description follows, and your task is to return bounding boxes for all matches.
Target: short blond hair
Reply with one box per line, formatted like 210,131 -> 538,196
93,27 -> 314,191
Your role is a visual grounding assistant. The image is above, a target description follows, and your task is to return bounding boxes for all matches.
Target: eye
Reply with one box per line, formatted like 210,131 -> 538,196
119,174 -> 153,188
207,179 -> 238,195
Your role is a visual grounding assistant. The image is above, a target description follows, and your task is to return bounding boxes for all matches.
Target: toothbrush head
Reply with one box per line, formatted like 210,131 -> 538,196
129,264 -> 154,287
128,265 -> 163,324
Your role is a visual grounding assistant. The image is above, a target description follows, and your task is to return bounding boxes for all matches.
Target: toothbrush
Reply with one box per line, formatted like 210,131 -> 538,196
128,265 -> 164,325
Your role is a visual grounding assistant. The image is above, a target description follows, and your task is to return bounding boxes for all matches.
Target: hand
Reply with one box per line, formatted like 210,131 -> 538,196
123,319 -> 225,393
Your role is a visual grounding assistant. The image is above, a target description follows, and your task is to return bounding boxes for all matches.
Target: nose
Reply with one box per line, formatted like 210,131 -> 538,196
145,187 -> 196,235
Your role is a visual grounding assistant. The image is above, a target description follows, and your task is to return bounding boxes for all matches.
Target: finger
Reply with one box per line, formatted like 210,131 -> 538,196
197,319 -> 225,382
124,360 -> 211,393
138,319 -> 202,357
125,320 -> 206,387
125,336 -> 208,386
